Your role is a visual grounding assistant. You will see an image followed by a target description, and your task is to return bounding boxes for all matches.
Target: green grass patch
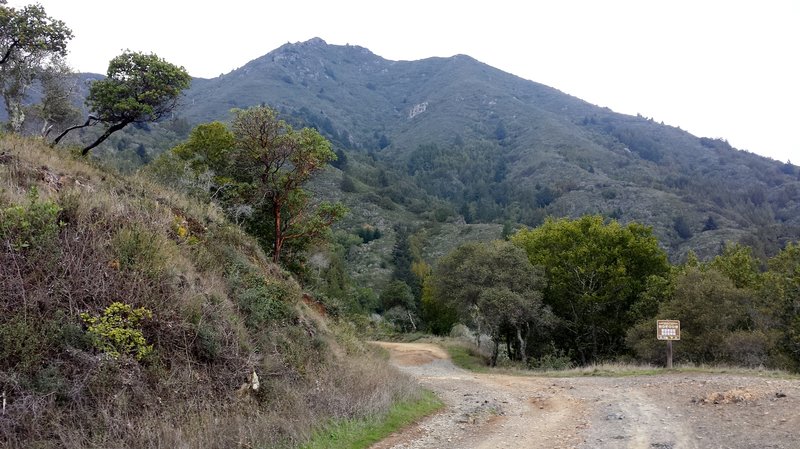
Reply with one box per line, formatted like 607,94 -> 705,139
300,390 -> 443,449
442,342 -> 490,373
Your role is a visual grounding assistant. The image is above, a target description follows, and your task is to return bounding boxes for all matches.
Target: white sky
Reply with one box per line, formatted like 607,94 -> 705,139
8,0 -> 798,163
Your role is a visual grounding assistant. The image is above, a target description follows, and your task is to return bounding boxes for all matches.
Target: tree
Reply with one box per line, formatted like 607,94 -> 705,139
764,242 -> 800,367
511,215 -> 669,364
627,267 -> 765,366
431,240 -> 551,365
228,106 -> 346,264
172,121 -> 235,175
26,59 -> 80,137
52,51 -> 190,155
0,3 -> 72,131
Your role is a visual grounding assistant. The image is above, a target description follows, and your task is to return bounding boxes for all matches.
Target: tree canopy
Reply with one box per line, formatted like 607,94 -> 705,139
511,215 -> 669,364
168,106 -> 346,266
53,51 -> 191,155
0,3 -> 72,132
430,240 -> 551,365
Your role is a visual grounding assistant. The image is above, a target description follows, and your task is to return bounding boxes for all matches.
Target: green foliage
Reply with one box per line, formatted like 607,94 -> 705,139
0,4 -> 71,62
87,51 -> 191,125
627,268 -> 767,366
172,121 -> 235,174
512,215 -> 669,365
379,280 -> 415,312
431,240 -> 550,365
111,224 -> 168,276
709,243 -> 762,289
300,390 -> 442,449
0,3 -> 72,132
0,188 -> 62,251
673,215 -> 693,240
355,224 -> 381,243
172,106 -> 347,266
55,51 -> 191,154
421,276 -> 458,335
80,302 -> 154,361
764,242 -> 800,367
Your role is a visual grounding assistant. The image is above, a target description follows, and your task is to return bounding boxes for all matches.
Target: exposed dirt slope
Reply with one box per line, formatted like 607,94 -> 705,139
373,342 -> 800,449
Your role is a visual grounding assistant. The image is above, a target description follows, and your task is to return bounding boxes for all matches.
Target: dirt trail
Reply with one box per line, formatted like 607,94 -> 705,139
372,342 -> 800,449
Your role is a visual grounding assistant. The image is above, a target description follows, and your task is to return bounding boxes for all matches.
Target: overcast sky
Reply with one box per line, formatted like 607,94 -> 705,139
8,0 -> 798,163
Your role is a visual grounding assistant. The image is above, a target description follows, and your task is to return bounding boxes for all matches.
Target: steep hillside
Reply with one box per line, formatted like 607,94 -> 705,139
0,135 -> 420,448
171,38 -> 800,261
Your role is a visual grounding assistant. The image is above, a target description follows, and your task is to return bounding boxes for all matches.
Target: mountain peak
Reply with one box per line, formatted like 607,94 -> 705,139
297,37 -> 328,47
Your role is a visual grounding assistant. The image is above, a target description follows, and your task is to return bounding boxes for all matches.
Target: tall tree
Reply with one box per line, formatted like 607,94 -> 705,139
26,59 -> 80,137
511,215 -> 669,364
52,51 -> 190,155
431,240 -> 551,365
228,106 -> 346,264
0,3 -> 72,131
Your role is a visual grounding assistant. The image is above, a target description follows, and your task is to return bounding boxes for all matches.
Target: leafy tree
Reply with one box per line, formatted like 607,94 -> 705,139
228,106 -> 346,264
380,280 -> 418,331
673,215 -> 693,240
431,240 -> 550,365
26,59 -> 80,137
0,3 -> 72,131
627,267 -> 766,366
702,215 -> 719,231
53,51 -> 190,155
764,242 -> 800,367
511,215 -> 669,364
172,121 -> 235,175
708,243 -> 762,289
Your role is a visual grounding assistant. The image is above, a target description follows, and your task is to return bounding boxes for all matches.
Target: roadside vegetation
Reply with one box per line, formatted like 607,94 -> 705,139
0,134 -> 420,448
301,390 -> 442,449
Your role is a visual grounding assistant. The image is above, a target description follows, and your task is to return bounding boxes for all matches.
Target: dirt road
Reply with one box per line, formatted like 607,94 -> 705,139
372,342 -> 800,449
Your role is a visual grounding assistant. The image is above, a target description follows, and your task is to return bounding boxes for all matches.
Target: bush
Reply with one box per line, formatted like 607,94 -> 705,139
81,302 -> 154,361
0,188 -> 62,251
111,224 -> 168,276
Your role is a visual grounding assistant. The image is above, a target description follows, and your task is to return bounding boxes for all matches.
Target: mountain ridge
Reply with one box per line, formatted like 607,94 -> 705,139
11,38 -> 798,264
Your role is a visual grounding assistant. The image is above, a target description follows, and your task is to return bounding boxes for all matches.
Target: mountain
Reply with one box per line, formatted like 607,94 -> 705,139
170,38 -> 799,264
7,38 -> 797,268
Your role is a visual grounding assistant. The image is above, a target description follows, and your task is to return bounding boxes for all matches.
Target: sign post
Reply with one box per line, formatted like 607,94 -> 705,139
656,320 -> 680,369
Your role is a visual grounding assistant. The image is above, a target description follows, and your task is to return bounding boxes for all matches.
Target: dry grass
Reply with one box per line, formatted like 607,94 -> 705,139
0,135 -> 419,448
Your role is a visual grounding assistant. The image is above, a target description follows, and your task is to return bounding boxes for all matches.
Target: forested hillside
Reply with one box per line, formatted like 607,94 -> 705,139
165,38 -> 800,264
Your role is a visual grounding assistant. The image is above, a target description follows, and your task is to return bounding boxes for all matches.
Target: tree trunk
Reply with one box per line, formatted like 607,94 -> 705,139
407,310 -> 417,331
6,99 -> 24,133
51,115 -> 97,147
272,200 -> 283,264
81,121 -> 129,155
516,326 -> 528,364
490,338 -> 500,367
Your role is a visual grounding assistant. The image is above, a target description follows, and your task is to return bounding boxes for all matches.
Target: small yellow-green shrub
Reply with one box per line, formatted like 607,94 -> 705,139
81,302 -> 154,361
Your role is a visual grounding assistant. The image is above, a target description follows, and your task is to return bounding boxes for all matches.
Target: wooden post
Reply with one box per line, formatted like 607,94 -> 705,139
666,340 -> 673,369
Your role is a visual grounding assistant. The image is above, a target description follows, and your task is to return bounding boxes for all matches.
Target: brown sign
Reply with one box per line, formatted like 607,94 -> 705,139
657,320 -> 680,340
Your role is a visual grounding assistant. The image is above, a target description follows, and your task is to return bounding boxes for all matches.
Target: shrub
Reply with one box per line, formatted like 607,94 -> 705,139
237,281 -> 297,328
0,188 -> 62,251
111,225 -> 168,276
81,302 -> 154,361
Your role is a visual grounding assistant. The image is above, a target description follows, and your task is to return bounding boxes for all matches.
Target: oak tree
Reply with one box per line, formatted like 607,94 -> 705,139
52,51 -> 190,155
431,240 -> 550,365
0,3 -> 72,131
511,215 -> 669,364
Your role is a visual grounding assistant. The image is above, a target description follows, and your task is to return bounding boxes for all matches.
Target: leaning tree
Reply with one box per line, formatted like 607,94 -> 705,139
52,51 -> 190,155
